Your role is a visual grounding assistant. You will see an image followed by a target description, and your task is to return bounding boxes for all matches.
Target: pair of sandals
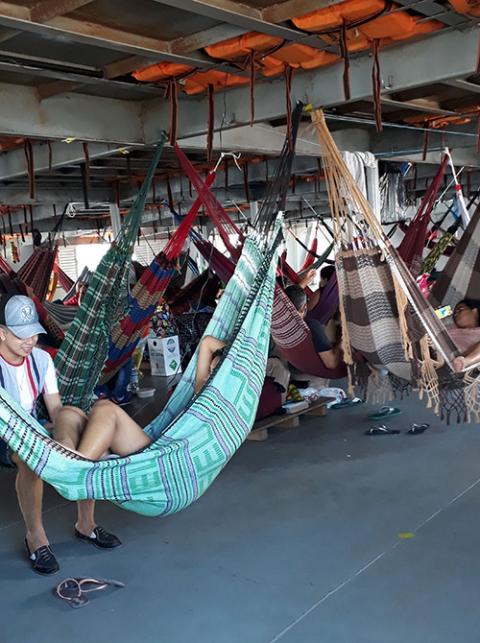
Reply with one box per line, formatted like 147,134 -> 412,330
365,423 -> 430,436
54,577 -> 124,609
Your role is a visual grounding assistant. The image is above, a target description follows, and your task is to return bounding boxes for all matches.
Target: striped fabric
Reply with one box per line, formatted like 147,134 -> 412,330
429,206 -> 480,308
100,178 -> 209,382
43,301 -> 78,331
336,248 -> 411,381
54,139 -> 166,409
17,246 -> 58,301
0,229 -> 279,516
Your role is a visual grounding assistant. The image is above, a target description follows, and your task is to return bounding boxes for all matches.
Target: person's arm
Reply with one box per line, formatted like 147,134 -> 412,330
43,392 -> 63,424
317,346 -> 342,370
194,335 -> 226,393
453,341 -> 480,373
297,268 -> 316,290
42,354 -> 62,424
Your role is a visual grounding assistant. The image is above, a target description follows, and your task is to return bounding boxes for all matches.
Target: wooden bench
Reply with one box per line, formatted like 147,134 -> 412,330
247,397 -> 330,442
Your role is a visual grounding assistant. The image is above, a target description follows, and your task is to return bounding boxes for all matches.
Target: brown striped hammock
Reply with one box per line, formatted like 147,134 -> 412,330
311,109 -> 480,423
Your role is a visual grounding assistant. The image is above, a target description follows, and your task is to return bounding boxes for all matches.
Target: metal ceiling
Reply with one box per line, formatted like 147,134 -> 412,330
0,0 -> 477,230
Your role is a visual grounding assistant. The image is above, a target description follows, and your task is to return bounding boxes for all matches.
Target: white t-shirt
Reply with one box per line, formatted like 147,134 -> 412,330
0,352 -> 59,414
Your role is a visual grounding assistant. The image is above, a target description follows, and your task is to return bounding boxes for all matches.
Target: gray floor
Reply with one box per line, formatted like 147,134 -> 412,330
2,381 -> 480,643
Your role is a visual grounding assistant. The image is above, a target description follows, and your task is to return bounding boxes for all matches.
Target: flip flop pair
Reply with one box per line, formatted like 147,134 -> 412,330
365,423 -> 430,436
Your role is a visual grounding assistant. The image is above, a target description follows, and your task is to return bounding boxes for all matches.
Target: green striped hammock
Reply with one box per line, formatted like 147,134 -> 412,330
0,228 -> 279,516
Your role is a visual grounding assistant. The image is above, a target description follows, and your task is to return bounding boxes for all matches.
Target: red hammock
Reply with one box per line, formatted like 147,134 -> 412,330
17,245 -> 58,301
100,174 -> 213,381
299,224 -> 318,272
193,231 -> 346,379
397,155 -> 448,274
174,144 -> 244,259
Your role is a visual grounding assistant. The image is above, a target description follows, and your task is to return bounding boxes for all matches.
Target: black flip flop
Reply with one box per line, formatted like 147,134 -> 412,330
406,423 -> 430,435
365,425 -> 400,436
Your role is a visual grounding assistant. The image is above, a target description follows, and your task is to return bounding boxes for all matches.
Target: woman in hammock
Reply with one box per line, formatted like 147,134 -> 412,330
449,299 -> 480,372
55,335 -> 226,460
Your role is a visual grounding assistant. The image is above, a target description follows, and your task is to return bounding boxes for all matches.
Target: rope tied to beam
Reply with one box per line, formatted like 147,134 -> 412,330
207,84 -> 214,163
23,139 -> 35,200
167,78 -> 179,146
249,50 -> 256,126
371,39 -> 383,133
284,66 -> 294,150
339,19 -> 351,102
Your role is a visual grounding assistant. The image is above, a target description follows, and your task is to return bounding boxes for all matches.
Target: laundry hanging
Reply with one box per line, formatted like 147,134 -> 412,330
0,225 -> 280,516
54,137 -> 167,410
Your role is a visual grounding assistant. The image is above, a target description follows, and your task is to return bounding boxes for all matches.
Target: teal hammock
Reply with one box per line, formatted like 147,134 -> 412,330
0,225 -> 280,516
54,136 -> 166,410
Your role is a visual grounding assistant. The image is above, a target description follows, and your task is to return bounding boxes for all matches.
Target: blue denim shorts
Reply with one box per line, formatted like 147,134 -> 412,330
0,438 -> 14,468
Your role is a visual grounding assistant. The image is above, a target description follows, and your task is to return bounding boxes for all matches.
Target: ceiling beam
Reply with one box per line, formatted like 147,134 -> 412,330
380,96 -> 459,117
0,140 -> 139,181
29,0 -> 95,23
442,78 -> 480,95
151,0 -> 336,49
0,59 -> 164,96
143,26 -> 480,141
0,3 -> 240,70
0,83 -> 145,143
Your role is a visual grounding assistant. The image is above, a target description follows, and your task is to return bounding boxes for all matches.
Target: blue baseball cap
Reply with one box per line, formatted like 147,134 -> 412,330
0,295 -> 46,339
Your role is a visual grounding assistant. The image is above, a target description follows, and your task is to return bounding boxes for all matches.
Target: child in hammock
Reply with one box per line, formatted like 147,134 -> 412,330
55,335 -> 226,461
449,299 -> 480,372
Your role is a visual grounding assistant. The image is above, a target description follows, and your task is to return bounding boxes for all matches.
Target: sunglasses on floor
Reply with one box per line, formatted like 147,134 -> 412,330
54,577 -> 125,609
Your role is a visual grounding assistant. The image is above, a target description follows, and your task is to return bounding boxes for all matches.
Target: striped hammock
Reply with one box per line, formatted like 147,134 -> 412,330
54,138 -> 166,410
0,228 -> 279,516
99,173 -> 213,383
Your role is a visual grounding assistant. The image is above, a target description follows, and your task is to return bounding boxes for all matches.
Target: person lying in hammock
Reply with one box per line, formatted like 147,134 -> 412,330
449,299 -> 480,373
54,335 -> 226,461
284,284 -> 342,370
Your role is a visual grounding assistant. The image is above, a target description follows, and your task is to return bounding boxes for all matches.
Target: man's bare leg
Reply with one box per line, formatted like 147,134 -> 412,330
11,454 -> 49,552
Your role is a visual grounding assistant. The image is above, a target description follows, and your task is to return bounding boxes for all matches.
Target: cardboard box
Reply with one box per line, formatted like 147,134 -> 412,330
148,336 -> 182,376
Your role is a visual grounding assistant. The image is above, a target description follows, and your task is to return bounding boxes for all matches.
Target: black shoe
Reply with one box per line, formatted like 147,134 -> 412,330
74,526 -> 122,549
24,538 -> 60,575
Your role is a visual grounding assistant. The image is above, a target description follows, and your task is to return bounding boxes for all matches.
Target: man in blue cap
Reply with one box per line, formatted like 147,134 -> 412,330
0,294 -> 121,575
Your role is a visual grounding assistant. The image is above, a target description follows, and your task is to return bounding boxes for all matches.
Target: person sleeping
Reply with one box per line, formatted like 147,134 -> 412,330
448,299 -> 480,373
284,284 -> 342,370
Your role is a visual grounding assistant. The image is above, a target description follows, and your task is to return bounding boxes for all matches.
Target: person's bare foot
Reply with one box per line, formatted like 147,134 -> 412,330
453,356 -> 465,373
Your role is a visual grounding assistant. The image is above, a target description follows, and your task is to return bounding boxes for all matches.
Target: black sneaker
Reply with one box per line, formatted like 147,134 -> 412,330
74,526 -> 122,549
24,538 -> 60,575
